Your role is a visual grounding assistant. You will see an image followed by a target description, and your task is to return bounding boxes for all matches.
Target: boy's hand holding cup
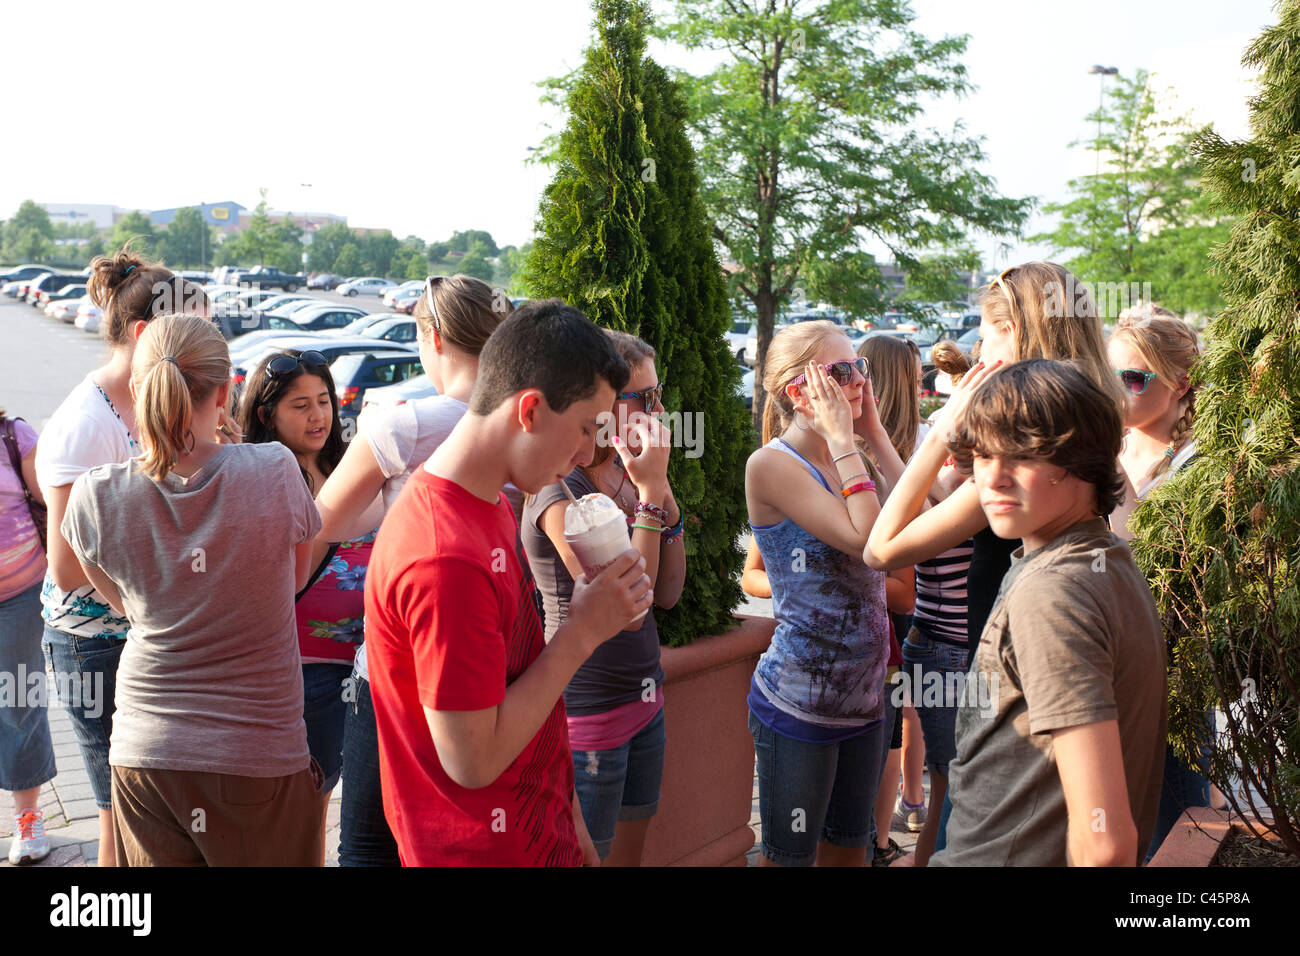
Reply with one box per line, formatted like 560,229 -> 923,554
566,548 -> 652,656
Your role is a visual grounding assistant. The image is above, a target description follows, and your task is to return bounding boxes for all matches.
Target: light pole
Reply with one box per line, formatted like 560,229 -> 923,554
1089,65 -> 1119,178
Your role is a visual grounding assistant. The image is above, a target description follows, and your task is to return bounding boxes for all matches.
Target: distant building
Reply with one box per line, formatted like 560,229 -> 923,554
149,202 -> 247,234
42,203 -> 120,230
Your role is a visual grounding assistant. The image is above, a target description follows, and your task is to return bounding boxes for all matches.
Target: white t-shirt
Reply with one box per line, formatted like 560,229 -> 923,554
35,373 -> 139,638
352,394 -> 523,680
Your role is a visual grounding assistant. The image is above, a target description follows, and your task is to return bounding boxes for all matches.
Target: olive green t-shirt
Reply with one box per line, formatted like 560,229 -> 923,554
931,519 -> 1167,867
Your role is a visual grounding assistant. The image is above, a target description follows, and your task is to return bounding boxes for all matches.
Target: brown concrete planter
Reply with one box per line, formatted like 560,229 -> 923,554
642,614 -> 775,867
1147,806 -> 1236,867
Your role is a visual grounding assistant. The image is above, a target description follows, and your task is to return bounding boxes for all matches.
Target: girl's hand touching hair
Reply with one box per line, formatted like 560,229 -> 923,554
216,405 -> 243,444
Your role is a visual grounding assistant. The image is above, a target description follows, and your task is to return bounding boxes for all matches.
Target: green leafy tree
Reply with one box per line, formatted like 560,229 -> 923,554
84,234 -> 105,263
2,200 -> 55,263
446,229 -> 498,256
158,207 -> 211,269
307,222 -> 353,273
427,240 -> 450,262
393,246 -> 430,280
334,242 -> 361,276
108,210 -> 157,259
1131,4 -> 1300,856
1031,70 -> 1233,318
269,217 -> 304,273
655,0 -> 1029,423
455,241 -> 494,281
237,191 -> 281,266
361,231 -> 400,277
527,0 -> 751,646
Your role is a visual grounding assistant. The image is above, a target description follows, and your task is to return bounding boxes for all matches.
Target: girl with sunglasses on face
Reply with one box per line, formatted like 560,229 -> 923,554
520,329 -> 686,866
1106,305 -> 1215,861
59,315 -> 325,865
35,252 -> 215,867
744,320 -> 907,867
311,274 -> 513,867
239,347 -> 366,864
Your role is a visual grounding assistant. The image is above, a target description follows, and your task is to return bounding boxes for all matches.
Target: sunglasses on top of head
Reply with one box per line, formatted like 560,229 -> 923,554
266,350 -> 329,380
789,357 -> 870,387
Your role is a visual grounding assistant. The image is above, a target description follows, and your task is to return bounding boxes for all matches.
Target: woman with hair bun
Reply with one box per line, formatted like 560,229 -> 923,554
34,251 -> 216,867
59,314 -> 326,866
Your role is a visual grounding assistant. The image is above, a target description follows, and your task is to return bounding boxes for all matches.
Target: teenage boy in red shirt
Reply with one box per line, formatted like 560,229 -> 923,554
364,299 -> 652,866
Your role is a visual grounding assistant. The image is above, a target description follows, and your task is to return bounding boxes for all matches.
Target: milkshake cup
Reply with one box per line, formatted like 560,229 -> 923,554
563,492 -> 648,624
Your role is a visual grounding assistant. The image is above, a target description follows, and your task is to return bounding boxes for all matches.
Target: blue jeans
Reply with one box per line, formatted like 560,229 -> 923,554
900,628 -> 968,777
1144,718 -> 1213,863
338,671 -> 400,867
572,707 -> 666,860
42,626 -> 122,809
749,709 -> 885,866
0,582 -> 56,792
302,663 -> 351,794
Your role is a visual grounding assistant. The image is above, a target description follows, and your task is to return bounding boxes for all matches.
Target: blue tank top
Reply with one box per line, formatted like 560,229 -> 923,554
748,437 -> 889,736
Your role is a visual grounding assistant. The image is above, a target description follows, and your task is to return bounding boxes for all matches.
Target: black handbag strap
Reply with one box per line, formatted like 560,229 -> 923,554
296,542 -> 341,602
1,416 -> 35,505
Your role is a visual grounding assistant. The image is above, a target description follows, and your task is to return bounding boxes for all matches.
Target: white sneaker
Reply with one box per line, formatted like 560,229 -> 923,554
9,808 -> 51,865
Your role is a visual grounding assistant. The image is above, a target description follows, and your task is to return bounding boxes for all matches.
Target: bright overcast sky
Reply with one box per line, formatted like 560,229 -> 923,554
1,0 -> 1275,266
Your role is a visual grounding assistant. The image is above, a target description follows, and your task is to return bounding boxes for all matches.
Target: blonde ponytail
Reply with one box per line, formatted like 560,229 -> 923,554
131,314 -> 232,482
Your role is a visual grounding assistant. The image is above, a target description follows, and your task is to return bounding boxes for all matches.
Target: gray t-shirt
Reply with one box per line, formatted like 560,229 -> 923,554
62,442 -> 321,777
932,519 -> 1167,867
521,467 -> 664,716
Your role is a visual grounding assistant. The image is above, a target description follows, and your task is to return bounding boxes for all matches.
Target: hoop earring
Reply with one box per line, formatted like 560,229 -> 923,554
793,411 -> 812,432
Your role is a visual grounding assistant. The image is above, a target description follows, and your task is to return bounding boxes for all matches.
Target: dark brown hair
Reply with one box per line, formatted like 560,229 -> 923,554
87,248 -> 210,345
238,350 -> 345,494
948,358 -> 1125,515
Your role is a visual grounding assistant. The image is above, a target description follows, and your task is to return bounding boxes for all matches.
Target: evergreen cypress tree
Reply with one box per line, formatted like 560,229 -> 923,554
525,0 -> 751,646
1131,2 -> 1300,854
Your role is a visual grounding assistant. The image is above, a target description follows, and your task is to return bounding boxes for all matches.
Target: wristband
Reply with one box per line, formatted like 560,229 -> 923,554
839,471 -> 870,486
631,522 -> 664,533
634,501 -> 669,524
832,450 -> 860,466
841,480 -> 877,498
660,514 -> 684,539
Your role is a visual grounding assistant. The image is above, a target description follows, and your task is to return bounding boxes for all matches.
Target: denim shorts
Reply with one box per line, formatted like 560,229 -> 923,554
571,707 -> 666,860
42,625 -> 123,809
0,582 -> 56,793
302,662 -> 352,794
901,627 -> 969,777
748,709 -> 885,866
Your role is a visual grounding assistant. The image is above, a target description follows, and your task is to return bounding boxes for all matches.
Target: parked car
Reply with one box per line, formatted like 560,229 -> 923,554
735,364 -> 756,412
75,299 -> 102,333
50,293 -> 91,323
264,298 -> 322,318
230,337 -> 418,390
251,293 -> 314,314
26,272 -> 83,306
307,272 -> 345,291
381,281 -> 425,309
39,283 -> 87,311
354,316 -> 419,345
727,316 -> 752,364
743,321 -> 792,369
385,287 -> 424,313
337,277 -> 398,298
1,279 -> 31,298
276,303 -> 368,332
329,350 -> 427,419
326,313 -> 394,337
0,264 -> 55,284
360,372 -> 438,410
228,266 -> 308,291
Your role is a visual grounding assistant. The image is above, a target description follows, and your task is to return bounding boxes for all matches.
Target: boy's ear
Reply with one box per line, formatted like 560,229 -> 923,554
516,390 -> 543,434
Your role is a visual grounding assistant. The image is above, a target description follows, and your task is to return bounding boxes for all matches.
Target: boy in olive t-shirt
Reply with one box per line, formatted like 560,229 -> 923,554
929,359 -> 1167,867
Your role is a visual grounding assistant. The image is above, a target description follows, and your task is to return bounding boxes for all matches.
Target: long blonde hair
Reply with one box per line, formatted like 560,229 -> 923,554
857,335 -> 920,462
760,321 -> 849,446
132,314 -> 232,482
982,261 -> 1128,415
1111,306 -> 1202,482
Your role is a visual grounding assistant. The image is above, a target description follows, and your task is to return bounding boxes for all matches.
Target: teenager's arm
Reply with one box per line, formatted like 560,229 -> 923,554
865,474 -> 988,571
315,433 -> 389,542
747,447 -> 882,560
76,561 -> 125,618
741,536 -> 771,599
885,565 -> 915,615
1052,720 -> 1139,866
42,483 -> 91,592
293,537 -> 316,594
425,550 -> 650,790
651,486 -> 686,610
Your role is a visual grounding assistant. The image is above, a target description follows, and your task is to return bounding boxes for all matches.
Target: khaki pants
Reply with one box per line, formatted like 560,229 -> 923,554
111,762 -> 327,867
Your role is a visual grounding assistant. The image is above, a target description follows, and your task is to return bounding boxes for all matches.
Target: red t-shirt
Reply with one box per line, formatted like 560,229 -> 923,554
364,467 -> 581,866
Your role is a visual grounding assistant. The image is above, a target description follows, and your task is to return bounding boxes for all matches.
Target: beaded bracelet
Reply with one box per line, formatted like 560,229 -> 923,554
635,501 -> 669,524
842,480 -> 877,498
660,514 -> 684,540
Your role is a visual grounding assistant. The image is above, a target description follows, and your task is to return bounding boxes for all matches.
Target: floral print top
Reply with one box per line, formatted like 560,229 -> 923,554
296,530 -> 374,665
